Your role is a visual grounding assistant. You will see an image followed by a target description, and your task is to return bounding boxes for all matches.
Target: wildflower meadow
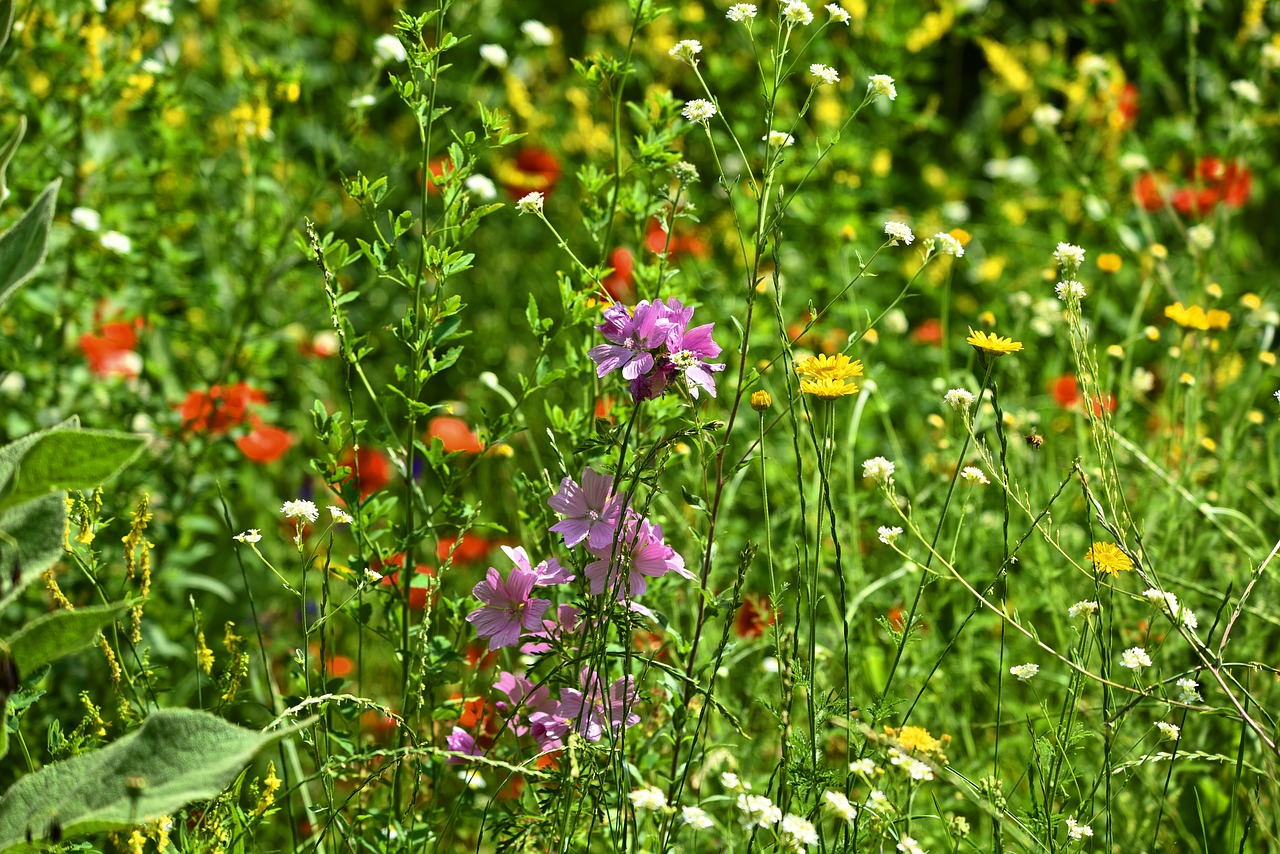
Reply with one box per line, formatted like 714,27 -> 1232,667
2,0 -> 1280,850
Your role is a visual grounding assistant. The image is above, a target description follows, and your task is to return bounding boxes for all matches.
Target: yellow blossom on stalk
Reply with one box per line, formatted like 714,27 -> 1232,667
949,228 -> 971,246
966,328 -> 1023,356
1097,252 -> 1122,273
797,353 -> 863,379
801,377 -> 859,399
1165,302 -> 1230,331
1241,293 -> 1262,310
1085,541 -> 1133,577
884,724 -> 950,760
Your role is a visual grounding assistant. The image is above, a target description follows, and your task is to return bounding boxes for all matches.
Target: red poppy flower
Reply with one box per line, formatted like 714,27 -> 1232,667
910,318 -> 943,347
79,321 -> 141,377
237,421 -> 293,463
1052,375 -> 1081,408
178,382 -> 267,434
465,642 -> 498,670
326,655 -> 354,678
501,147 -> 562,199
734,593 -> 776,640
426,416 -> 483,454
377,555 -> 438,610
594,395 -> 617,422
435,532 -> 492,564
1218,161 -> 1252,207
1116,82 -> 1139,126
1171,185 -> 1220,217
601,246 -> 635,301
1133,172 -> 1166,212
423,156 -> 456,195
341,446 -> 392,498
644,219 -> 710,260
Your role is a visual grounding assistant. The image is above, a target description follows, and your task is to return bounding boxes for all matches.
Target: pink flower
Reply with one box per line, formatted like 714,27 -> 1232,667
493,670 -> 557,736
584,510 -> 690,599
500,544 -> 574,585
548,467 -> 624,550
465,565 -> 552,649
445,726 -> 481,764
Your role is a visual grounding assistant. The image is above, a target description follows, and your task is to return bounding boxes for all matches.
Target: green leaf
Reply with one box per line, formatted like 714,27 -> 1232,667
0,709 -> 308,851
0,495 -> 65,613
0,429 -> 147,513
5,601 -> 131,674
0,0 -> 11,56
0,179 -> 60,312
0,117 -> 25,206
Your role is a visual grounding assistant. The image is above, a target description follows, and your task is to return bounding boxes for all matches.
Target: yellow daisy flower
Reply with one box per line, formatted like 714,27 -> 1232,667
796,353 -> 864,380
1085,541 -> 1133,577
966,328 -> 1023,356
801,376 -> 860,399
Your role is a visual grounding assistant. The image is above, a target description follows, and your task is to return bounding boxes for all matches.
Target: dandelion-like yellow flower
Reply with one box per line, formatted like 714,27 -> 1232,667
801,376 -> 860,399
894,725 -> 942,755
1165,302 -> 1231,331
966,328 -> 1023,356
1097,252 -> 1123,273
796,353 -> 864,380
1085,541 -> 1133,577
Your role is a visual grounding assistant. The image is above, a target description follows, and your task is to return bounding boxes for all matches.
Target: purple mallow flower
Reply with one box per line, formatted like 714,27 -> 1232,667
465,565 -> 552,650
445,726 -> 481,764
500,544 -> 574,586
527,668 -> 640,751
588,298 -> 725,402
520,603 -> 582,655
493,670 -> 558,737
548,467 -> 624,550
584,509 -> 690,599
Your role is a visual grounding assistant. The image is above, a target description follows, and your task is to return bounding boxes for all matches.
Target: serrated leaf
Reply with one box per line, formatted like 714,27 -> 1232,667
0,709 -> 309,851
0,179 -> 60,312
0,429 -> 147,513
5,601 -> 131,674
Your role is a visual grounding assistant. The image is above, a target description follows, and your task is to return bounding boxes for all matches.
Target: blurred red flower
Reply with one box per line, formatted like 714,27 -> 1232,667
735,593 -> 775,639
910,318 -> 943,347
79,321 -> 141,377
179,382 -> 267,434
501,148 -> 561,199
426,416 -> 483,453
1052,375 -> 1081,407
1134,172 -> 1166,212
377,554 -> 438,610
341,446 -> 391,498
236,420 -> 293,463
436,532 -> 492,564
645,219 -> 709,259
601,246 -> 634,301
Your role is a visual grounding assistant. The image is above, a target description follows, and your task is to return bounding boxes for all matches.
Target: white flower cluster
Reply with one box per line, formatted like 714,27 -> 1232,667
810,63 -> 840,85
668,39 -> 702,64
737,793 -> 783,829
1066,817 -> 1093,840
727,3 -> 758,21
682,99 -> 717,123
823,790 -> 857,822
888,748 -> 933,781
782,0 -> 814,25
1120,646 -> 1152,670
1009,662 -> 1039,681
878,526 -> 902,545
516,192 -> 545,215
944,388 -> 975,410
628,786 -> 667,811
862,456 -> 895,485
682,805 -> 713,829
281,499 -> 319,523
826,3 -> 851,24
765,130 -> 796,147
960,466 -> 989,485
883,221 -> 914,245
1055,280 -> 1087,302
1068,600 -> 1099,619
869,74 -> 897,100
1053,241 -> 1086,270
933,231 -> 964,257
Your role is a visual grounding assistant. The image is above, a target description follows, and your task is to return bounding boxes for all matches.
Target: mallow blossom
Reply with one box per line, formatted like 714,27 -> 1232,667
527,668 -> 640,750
588,298 -> 725,402
465,565 -> 552,649
584,509 -> 691,599
548,467 -> 624,549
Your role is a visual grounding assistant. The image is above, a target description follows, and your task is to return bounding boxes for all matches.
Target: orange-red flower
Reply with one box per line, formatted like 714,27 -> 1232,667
435,532 -> 492,564
79,321 -> 141,377
1052,375 -> 1081,407
735,593 -> 776,639
426,416 -> 483,453
911,318 -> 943,347
237,421 -> 293,463
378,555 -> 438,610
644,219 -> 710,260
341,446 -> 391,498
499,147 -> 562,199
602,246 -> 635,301
179,382 -> 267,434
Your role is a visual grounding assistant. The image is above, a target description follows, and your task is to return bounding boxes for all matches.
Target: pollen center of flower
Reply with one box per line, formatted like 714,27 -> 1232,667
587,510 -> 599,521
671,349 -> 697,370
623,336 -> 637,349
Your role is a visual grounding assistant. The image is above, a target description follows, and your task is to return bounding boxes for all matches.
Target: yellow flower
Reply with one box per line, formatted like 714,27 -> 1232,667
801,376 -> 860,399
1097,252 -> 1122,273
750,390 -> 772,411
1085,541 -> 1133,577
966,328 -> 1023,356
796,353 -> 864,380
1165,302 -> 1231,331
949,228 -> 972,246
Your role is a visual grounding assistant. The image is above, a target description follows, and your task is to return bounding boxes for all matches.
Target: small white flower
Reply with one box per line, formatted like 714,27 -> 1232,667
721,771 -> 745,791
866,789 -> 891,813
1053,242 -> 1086,269
1142,587 -> 1179,614
878,526 -> 903,545
781,814 -> 819,846
1079,54 -> 1110,79
520,20 -> 555,46
1065,817 -> 1093,840
810,63 -> 840,85
1230,79 -> 1261,104
479,44 -> 509,67
465,174 -> 497,200
862,456 -> 895,485
1055,280 -> 1087,301
233,529 -> 262,544
868,74 -> 897,100
825,3 -> 851,24
1263,42 -> 1280,70
364,567 -> 384,583
1175,677 -> 1201,704
516,192 -> 545,215
348,93 -> 377,108
1119,151 -> 1150,172
628,786 -> 667,811
933,231 -> 964,257
682,804 -> 714,829
960,466 -> 989,485
71,207 -> 101,231
737,793 -> 782,829
883,221 -> 914,245
765,130 -> 795,147
1032,104 -> 1063,128
1010,662 -> 1039,681
100,230 -> 132,255
944,388 -> 975,410
1187,223 -> 1215,251
850,758 -> 878,777
281,499 -> 320,524
328,505 -> 354,525
668,39 -> 702,64
1068,600 -> 1099,619
727,3 -> 758,22
782,0 -> 814,25
682,99 -> 717,123
1121,646 -> 1152,670
1132,368 -> 1156,394
0,372 -> 24,395
1156,721 -> 1181,741
824,790 -> 857,822
140,0 -> 173,25
672,161 -> 700,183
1180,608 -> 1199,631
897,835 -> 926,854
374,34 -> 407,63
